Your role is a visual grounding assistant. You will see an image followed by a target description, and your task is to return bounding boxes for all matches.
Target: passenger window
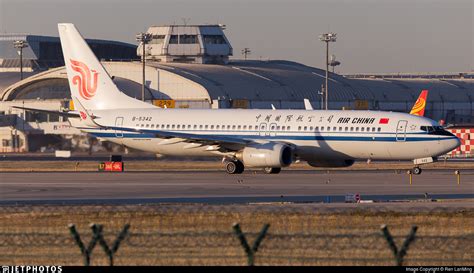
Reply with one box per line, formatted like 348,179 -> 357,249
150,124 -> 155,128
339,127 -> 342,131
310,126 -> 313,131
271,125 -> 275,130
367,127 -> 370,132
232,125 -> 236,129
377,127 -> 381,132
277,126 -> 280,130
304,126 -> 307,131
216,125 -> 220,129
227,125 -> 231,129
166,124 -> 170,129
188,125 -> 191,129
177,125 -> 180,129
238,125 -> 241,130
172,125 -> 175,129
333,127 -> 337,131
372,127 -> 376,132
355,127 -> 359,132
321,127 -> 324,131
243,125 -> 247,130
315,126 -> 319,131
361,127 -> 364,132
345,127 -> 348,131
211,125 -> 214,129
350,127 -> 354,131
327,126 -> 330,131
287,126 -> 291,130
199,125 -> 203,129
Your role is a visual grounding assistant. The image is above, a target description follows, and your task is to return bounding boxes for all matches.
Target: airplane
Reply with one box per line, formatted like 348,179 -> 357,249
15,24 -> 460,175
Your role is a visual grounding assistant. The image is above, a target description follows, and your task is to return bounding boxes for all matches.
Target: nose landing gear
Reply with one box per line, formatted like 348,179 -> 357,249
412,166 -> 422,175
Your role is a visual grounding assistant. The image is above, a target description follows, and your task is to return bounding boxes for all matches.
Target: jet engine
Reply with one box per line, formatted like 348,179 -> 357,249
237,143 -> 293,168
307,160 -> 355,168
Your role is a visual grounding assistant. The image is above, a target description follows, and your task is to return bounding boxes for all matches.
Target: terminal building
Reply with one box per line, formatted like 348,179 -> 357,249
0,25 -> 472,154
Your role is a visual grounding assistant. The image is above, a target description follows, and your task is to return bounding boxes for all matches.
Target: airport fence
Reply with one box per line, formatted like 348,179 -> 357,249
0,205 -> 473,266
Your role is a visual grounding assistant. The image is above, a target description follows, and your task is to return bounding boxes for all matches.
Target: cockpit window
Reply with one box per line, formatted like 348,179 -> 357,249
420,126 -> 453,136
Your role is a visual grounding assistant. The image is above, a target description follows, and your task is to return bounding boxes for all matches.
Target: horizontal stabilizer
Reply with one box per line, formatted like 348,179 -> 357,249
12,106 -> 80,118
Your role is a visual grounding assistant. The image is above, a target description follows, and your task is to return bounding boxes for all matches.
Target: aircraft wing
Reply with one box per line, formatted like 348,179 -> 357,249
110,125 -> 251,151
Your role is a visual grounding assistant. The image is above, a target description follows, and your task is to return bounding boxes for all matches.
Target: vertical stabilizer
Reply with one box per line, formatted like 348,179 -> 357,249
410,90 -> 429,116
304,99 -> 314,110
58,23 -> 154,111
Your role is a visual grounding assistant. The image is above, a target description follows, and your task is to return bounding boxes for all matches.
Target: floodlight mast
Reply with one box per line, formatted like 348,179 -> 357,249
13,40 -> 28,80
136,33 -> 152,101
319,33 -> 337,110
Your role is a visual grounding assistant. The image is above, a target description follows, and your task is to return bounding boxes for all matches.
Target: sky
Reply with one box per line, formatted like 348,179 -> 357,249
0,0 -> 472,73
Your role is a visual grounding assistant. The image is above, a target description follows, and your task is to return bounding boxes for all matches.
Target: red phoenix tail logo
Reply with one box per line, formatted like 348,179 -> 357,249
70,59 -> 98,100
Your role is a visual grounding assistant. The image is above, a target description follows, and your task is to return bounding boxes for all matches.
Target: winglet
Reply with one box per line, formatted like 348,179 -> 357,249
304,99 -> 314,110
410,90 -> 428,116
271,104 -> 276,110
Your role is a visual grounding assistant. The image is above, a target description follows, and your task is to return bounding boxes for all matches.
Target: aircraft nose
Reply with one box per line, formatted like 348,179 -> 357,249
446,136 -> 461,153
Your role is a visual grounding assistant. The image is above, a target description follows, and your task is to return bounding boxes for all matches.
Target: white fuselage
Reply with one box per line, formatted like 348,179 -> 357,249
72,108 -> 460,162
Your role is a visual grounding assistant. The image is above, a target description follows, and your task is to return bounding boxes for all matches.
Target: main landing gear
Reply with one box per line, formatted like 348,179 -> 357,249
225,160 -> 244,174
223,158 -> 282,175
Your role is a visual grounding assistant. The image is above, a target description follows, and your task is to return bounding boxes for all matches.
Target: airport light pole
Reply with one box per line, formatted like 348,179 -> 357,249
319,33 -> 337,110
136,33 -> 152,101
13,40 -> 28,80
241,48 -> 251,60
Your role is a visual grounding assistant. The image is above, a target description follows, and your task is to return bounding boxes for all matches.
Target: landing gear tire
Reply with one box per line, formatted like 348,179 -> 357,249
412,167 -> 422,175
225,160 -> 244,174
263,167 -> 281,174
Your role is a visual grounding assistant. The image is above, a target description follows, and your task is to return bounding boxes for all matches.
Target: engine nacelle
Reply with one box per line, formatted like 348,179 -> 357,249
307,160 -> 355,168
237,143 -> 293,168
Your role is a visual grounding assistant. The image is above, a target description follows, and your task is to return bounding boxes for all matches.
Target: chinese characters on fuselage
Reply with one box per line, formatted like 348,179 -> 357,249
254,114 -> 375,125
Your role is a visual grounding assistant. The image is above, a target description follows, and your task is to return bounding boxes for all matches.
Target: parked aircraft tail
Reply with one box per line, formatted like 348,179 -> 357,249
410,90 -> 428,116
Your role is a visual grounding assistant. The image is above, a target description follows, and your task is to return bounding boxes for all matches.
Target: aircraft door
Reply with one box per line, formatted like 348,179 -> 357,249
115,117 -> 124,138
396,120 -> 407,141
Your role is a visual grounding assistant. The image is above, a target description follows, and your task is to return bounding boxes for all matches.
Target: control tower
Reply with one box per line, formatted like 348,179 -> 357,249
137,25 -> 233,64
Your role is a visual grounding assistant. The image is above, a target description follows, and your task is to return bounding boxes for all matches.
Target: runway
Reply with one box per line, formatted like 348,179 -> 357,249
1,169 -> 473,205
